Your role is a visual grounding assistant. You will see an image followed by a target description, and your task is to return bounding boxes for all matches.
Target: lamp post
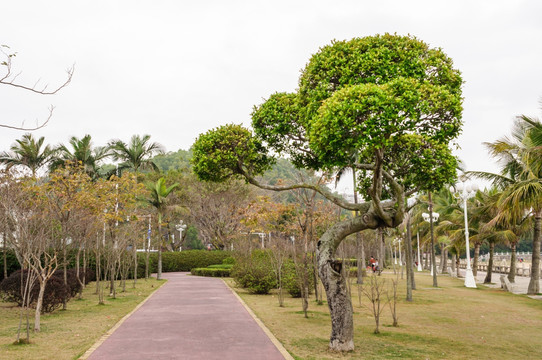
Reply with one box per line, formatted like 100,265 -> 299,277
450,177 -> 478,288
422,194 -> 439,287
416,232 -> 423,272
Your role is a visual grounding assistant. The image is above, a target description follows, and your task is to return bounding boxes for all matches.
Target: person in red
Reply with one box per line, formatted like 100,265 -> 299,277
369,256 -> 376,273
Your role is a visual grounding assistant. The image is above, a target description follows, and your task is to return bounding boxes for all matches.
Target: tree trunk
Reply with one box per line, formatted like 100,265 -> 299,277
484,242 -> 495,284
508,242 -> 517,283
34,277 -> 46,332
424,243 -> 429,270
473,243 -> 480,277
3,229 -> 7,280
456,255 -> 460,277
451,253 -> 456,273
62,244 -> 68,310
527,213 -> 541,295
405,214 -> 413,301
428,192 -> 438,287
440,247 -> 447,274
157,220 -> 163,280
356,233 -> 363,285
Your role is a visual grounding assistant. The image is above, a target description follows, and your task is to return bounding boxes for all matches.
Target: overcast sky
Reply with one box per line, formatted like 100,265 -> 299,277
1,0 -> 541,181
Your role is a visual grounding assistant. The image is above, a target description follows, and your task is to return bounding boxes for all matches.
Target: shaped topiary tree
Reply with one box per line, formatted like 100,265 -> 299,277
192,34 -> 463,351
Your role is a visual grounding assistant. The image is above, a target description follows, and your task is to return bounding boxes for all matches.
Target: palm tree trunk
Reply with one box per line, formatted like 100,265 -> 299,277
473,243 -> 480,276
508,242 -> 517,283
484,242 -> 495,284
527,212 -> 541,295
440,247 -> 447,274
157,218 -> 163,280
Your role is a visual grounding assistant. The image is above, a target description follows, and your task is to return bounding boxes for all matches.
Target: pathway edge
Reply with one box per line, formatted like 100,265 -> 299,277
222,279 -> 295,360
78,279 -> 168,360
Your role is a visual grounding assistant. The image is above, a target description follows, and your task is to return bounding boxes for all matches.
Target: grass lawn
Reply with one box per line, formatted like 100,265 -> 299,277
227,272 -> 542,360
0,278 -> 165,360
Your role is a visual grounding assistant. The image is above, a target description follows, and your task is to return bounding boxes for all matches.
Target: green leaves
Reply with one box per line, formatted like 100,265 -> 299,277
191,124 -> 274,182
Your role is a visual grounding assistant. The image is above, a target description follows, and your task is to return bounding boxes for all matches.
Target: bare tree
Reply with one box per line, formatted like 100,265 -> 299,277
1,45 -> 74,131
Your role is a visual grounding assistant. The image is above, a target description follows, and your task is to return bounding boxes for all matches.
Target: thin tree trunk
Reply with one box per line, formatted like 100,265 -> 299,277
527,213 -> 541,295
133,240 -> 138,288
62,244 -> 68,310
379,229 -> 386,268
440,247 -> 448,274
2,229 -> 7,280
405,214 -> 413,301
158,220 -> 163,280
428,192 -> 438,287
473,243 -> 480,277
508,242 -> 517,283
484,242 -> 495,284
34,277 -> 47,332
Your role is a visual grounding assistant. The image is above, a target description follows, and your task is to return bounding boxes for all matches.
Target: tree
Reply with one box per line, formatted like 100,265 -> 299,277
50,134 -> 111,179
144,177 -> 179,280
109,134 -> 164,174
1,45 -> 74,131
474,109 -> 542,294
192,34 -> 463,351
0,133 -> 54,178
187,177 -> 253,250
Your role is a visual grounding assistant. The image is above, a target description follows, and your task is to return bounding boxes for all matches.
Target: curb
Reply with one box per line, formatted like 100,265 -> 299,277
222,279 -> 295,360
78,279 -> 167,360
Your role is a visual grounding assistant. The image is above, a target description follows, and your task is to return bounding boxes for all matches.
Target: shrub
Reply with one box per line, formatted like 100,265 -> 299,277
222,256 -> 235,265
190,267 -> 231,277
231,250 -> 277,294
0,269 -> 69,313
136,250 -> 230,276
53,268 -> 82,299
207,264 -> 233,269
282,259 -> 315,298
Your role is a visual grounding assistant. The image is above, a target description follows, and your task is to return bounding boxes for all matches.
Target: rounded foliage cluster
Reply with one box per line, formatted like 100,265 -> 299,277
231,250 -> 277,294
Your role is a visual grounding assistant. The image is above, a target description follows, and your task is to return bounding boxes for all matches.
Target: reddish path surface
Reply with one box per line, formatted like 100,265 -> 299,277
86,272 -> 286,360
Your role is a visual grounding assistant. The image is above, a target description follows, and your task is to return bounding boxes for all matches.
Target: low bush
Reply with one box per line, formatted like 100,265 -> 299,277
282,259 -> 315,298
0,269 -> 69,313
191,267 -> 231,277
231,250 -> 276,294
207,264 -> 233,269
135,250 -> 230,276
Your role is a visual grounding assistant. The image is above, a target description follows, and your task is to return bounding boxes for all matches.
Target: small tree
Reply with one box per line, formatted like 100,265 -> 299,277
144,177 -> 179,280
192,34 -> 462,350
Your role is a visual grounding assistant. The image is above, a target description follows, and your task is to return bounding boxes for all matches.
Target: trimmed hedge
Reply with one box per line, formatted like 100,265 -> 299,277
191,267 -> 231,277
136,250 -> 230,277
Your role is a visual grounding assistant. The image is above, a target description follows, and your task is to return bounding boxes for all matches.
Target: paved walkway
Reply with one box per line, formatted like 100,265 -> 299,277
458,268 -> 541,297
84,273 -> 288,360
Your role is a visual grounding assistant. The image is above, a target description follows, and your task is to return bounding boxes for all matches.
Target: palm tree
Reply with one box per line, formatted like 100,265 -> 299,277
50,134 -> 111,179
109,134 -> 164,174
0,133 -> 53,177
144,177 -> 179,280
477,112 -> 542,294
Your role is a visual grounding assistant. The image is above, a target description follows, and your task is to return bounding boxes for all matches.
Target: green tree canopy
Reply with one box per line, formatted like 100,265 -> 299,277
191,34 -> 463,351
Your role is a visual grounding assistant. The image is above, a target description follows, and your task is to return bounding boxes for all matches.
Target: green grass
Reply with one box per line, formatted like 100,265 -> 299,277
226,272 -> 542,360
0,278 -> 165,360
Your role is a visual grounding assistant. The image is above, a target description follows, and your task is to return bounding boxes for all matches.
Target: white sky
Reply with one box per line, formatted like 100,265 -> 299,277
1,0 -> 541,179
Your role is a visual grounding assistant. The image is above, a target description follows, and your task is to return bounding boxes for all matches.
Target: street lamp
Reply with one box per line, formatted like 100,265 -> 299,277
175,220 -> 187,251
422,206 -> 439,287
450,177 -> 479,288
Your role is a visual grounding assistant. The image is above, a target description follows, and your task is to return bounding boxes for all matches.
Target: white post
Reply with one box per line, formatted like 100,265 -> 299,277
417,232 -> 422,272
462,191 -> 477,288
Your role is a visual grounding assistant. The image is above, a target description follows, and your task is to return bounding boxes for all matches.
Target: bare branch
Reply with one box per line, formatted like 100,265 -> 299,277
0,106 -> 54,131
